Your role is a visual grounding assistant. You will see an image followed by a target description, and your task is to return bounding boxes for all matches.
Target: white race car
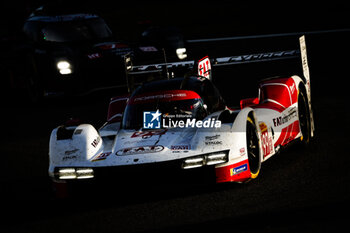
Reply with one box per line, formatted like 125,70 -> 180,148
49,36 -> 314,191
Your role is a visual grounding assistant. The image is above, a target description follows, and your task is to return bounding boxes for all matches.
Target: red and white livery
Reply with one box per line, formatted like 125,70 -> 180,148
48,36 -> 314,186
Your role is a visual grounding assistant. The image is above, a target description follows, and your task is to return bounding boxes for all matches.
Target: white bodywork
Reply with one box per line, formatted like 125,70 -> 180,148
49,109 -> 254,178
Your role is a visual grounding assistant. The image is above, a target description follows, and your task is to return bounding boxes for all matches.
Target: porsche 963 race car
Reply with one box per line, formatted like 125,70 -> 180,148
49,36 -> 314,192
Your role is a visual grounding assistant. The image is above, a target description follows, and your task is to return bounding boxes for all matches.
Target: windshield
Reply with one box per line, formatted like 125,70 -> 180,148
41,17 -> 112,42
122,91 -> 207,130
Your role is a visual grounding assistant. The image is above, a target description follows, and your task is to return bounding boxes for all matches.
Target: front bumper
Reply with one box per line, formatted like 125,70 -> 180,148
53,158 -> 217,186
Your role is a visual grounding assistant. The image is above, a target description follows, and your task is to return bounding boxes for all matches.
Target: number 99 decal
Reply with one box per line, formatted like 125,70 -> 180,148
259,122 -> 274,158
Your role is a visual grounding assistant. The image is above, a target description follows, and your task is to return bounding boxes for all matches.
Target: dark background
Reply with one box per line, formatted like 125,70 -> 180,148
2,1 -> 350,39
1,1 -> 350,232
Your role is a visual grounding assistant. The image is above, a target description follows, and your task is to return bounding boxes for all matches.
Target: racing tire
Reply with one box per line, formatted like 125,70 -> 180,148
298,90 -> 311,146
246,116 -> 261,179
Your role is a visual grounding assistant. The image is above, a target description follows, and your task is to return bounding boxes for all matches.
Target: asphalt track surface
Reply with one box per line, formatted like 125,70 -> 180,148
2,3 -> 350,233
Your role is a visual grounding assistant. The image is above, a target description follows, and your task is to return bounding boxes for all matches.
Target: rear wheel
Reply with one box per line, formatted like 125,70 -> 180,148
246,116 -> 261,179
298,90 -> 311,145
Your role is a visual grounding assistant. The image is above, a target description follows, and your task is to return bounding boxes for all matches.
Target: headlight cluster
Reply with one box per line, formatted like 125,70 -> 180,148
56,168 -> 94,180
182,151 -> 229,169
57,60 -> 72,75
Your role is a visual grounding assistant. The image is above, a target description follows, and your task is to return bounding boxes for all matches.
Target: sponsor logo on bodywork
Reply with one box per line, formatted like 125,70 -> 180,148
205,134 -> 222,146
205,134 -> 220,141
91,152 -> 112,162
205,141 -> 222,145
171,145 -> 191,150
214,50 -> 299,66
116,145 -> 164,156
259,122 -> 268,133
230,164 -> 248,176
273,107 -> 297,127
63,149 -> 79,161
64,148 -> 79,155
171,145 -> 191,153
62,155 -> 77,161
131,129 -> 167,139
239,147 -> 246,156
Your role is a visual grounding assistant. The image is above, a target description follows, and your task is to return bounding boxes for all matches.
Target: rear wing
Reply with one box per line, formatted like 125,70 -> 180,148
123,35 -> 309,93
299,35 -> 311,99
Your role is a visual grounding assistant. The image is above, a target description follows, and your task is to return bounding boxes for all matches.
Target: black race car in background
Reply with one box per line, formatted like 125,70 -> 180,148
5,4 -> 187,102
15,5 -> 133,101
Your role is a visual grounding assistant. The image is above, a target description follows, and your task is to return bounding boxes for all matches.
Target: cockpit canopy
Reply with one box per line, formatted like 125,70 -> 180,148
122,90 -> 207,130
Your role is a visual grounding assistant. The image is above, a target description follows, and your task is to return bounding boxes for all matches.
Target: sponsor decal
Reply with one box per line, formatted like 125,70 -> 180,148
230,164 -> 248,176
62,155 -> 77,161
92,152 -> 112,162
131,129 -> 167,139
116,145 -> 164,156
259,122 -> 268,133
239,147 -> 246,156
131,61 -> 194,72
205,134 -> 222,146
171,145 -> 191,150
273,107 -> 297,127
205,135 -> 220,141
215,50 -> 298,65
205,141 -> 222,145
64,148 -> 79,155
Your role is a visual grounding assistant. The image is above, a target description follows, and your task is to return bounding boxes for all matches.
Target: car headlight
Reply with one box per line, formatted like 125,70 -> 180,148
56,168 -> 94,179
182,156 -> 205,169
182,150 -> 229,169
176,48 -> 187,60
57,60 -> 72,75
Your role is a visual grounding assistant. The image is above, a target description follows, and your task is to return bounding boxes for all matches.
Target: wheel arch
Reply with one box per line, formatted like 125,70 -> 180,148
231,108 -> 263,179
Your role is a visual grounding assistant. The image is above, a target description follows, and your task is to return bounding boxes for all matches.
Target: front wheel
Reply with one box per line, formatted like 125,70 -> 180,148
246,116 -> 261,179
